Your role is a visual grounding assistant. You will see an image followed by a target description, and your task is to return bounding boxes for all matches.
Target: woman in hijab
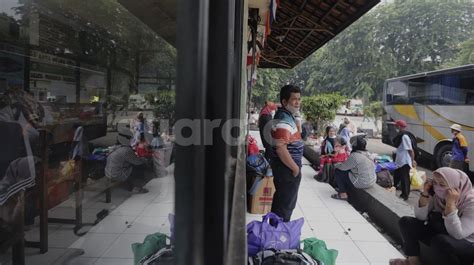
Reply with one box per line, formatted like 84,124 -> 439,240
390,167 -> 474,265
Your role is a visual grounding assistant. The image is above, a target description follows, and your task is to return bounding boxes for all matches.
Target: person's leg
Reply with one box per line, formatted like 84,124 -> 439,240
399,216 -> 432,258
393,167 -> 401,189
431,234 -> 474,265
400,165 -> 411,200
334,169 -> 351,199
270,161 -> 300,222
126,164 -> 147,191
449,160 -> 464,171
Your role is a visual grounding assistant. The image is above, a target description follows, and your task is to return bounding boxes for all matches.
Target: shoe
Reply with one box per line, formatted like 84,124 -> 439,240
132,187 -> 149,194
389,258 -> 409,265
399,194 -> 408,201
331,193 -> 348,201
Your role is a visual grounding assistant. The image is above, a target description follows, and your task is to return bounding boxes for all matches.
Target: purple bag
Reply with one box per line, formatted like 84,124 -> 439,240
247,212 -> 305,257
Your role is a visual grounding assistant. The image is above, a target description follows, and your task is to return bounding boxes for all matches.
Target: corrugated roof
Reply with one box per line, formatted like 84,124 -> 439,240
260,0 -> 380,68
117,0 -> 379,69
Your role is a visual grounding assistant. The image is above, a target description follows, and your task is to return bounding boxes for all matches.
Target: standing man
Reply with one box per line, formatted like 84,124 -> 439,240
450,123 -> 469,171
270,85 -> 304,222
392,120 -> 416,201
258,101 -> 277,160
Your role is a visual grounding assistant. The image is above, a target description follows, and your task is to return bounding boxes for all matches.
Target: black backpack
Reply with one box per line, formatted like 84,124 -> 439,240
392,131 -> 419,158
249,249 -> 322,265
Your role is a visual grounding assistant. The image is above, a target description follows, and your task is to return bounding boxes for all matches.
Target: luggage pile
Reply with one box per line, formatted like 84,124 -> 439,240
247,212 -> 338,265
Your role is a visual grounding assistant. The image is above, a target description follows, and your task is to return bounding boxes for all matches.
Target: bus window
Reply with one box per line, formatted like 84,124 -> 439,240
385,80 -> 409,105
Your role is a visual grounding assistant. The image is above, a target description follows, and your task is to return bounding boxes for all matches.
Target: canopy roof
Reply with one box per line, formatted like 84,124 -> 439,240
118,0 -> 379,69
260,0 -> 379,68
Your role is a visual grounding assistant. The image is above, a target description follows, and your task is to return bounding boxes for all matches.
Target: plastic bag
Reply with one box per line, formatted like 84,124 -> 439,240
247,212 -> 304,257
410,168 -> 423,190
60,159 -> 75,178
302,237 -> 338,265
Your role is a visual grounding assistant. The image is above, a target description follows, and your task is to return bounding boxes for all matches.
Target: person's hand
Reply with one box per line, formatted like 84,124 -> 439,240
446,188 -> 460,206
465,158 -> 470,163
412,160 -> 417,168
291,166 -> 300,177
423,179 -> 433,195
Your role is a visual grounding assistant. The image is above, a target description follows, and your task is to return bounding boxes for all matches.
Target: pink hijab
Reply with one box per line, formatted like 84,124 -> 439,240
433,167 -> 474,215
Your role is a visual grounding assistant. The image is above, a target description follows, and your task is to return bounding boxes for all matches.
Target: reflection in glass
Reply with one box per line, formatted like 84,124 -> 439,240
0,0 -> 176,263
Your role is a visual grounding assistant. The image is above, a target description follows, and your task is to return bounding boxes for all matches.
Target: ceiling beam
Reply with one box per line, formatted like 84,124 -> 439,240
261,56 -> 291,68
267,37 -> 303,58
272,27 -> 334,36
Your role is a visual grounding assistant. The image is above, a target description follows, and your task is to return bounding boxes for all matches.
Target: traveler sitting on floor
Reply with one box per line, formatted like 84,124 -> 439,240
105,145 -> 150,193
390,167 -> 474,265
331,136 -> 376,201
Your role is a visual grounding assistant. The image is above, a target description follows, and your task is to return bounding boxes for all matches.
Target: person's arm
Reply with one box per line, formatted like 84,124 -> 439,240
334,154 -> 356,171
125,148 -> 147,165
443,188 -> 474,240
403,135 -> 417,167
275,141 -> 299,177
459,135 -> 469,162
415,180 -> 434,220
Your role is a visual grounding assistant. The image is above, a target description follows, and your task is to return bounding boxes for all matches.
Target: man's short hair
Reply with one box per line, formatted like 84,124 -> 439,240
279,85 -> 301,105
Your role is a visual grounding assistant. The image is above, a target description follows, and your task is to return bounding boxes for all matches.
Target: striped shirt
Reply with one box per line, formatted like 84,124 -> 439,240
335,151 -> 376,189
271,108 -> 304,167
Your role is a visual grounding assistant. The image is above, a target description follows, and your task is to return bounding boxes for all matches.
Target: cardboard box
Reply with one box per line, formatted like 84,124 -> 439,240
248,176 -> 275,214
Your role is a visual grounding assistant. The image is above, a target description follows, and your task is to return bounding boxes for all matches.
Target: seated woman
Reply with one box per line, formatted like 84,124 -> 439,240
331,136 -> 376,201
319,126 -> 337,164
390,167 -> 474,265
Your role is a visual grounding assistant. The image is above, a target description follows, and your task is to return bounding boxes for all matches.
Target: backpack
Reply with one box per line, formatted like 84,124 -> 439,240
249,249 -> 322,265
393,132 -> 418,158
376,169 -> 394,188
246,153 -> 269,177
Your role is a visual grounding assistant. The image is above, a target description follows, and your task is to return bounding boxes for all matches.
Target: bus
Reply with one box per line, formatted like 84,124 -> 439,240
382,64 -> 474,171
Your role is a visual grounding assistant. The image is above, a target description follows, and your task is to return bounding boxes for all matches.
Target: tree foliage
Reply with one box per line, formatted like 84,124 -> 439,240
252,1 -> 474,107
301,93 -> 347,132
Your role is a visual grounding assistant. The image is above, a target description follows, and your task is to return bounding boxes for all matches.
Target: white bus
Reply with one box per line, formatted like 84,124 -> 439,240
382,64 -> 474,171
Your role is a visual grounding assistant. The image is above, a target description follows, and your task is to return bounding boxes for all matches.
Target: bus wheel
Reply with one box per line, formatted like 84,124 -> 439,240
435,143 -> 452,169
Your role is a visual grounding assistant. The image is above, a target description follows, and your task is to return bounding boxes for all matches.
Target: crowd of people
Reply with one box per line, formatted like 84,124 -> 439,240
252,84 -> 474,265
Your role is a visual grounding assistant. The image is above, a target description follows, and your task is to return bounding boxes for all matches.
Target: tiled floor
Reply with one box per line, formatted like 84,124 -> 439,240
0,166 -> 175,265
1,140 -> 403,265
245,159 -> 404,265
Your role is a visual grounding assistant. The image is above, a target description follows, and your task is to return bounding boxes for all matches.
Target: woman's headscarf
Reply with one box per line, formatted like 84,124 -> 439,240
433,167 -> 474,215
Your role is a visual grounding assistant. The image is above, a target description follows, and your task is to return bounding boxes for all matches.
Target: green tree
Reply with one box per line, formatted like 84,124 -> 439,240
363,101 -> 383,136
253,1 -> 474,103
301,93 -> 347,133
444,38 -> 474,67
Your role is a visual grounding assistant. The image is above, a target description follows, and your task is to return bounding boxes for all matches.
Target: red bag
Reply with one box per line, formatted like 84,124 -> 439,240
247,135 -> 260,155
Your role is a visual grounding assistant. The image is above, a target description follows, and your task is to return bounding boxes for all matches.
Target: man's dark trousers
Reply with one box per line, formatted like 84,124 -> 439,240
270,160 -> 302,222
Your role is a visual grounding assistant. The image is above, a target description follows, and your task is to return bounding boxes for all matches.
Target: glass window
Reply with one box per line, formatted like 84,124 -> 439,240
1,1 -> 176,262
386,70 -> 474,105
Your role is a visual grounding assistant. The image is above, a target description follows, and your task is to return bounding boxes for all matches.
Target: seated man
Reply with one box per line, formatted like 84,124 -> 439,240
331,136 -> 376,201
105,145 -> 149,193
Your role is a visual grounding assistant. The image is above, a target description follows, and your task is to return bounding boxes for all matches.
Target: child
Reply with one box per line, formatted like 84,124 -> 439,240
319,137 -> 349,169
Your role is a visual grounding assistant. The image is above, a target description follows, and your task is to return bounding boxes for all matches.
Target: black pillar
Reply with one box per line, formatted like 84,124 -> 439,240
175,0 -> 244,264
